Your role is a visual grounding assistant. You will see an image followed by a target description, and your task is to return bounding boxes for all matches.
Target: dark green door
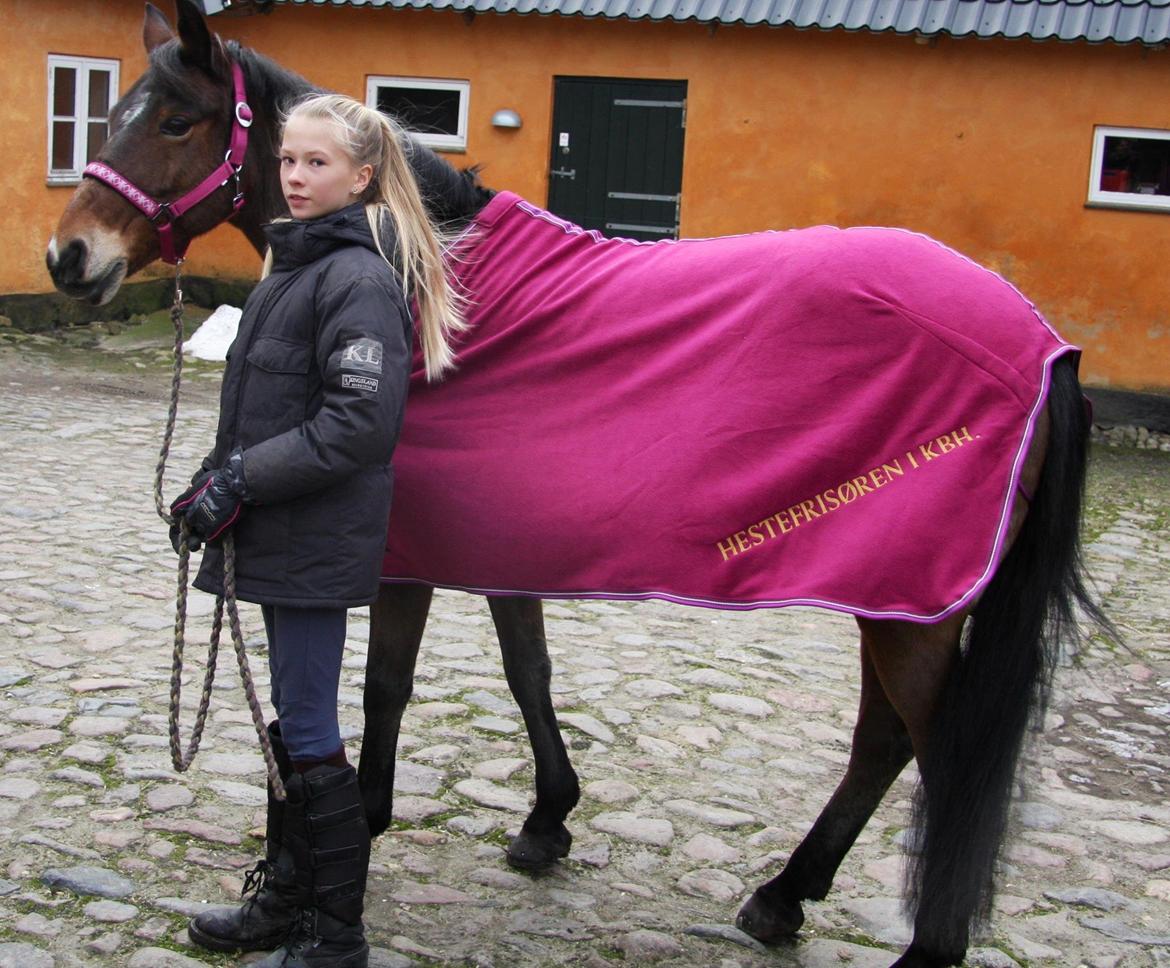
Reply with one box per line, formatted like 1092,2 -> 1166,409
547,76 -> 687,242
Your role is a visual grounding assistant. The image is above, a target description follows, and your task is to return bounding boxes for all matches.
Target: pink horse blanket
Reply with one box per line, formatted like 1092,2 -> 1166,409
381,192 -> 1074,621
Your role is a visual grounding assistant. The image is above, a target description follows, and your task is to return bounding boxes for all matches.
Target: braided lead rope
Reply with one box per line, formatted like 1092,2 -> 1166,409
167,531 -> 219,773
153,269 -> 188,521
222,538 -> 280,792
155,265 -> 286,801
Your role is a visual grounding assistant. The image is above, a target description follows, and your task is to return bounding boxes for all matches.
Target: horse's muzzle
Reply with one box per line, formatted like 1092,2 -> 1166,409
46,238 -> 127,305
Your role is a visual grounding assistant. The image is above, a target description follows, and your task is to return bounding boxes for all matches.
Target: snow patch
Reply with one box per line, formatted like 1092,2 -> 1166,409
184,305 -> 241,361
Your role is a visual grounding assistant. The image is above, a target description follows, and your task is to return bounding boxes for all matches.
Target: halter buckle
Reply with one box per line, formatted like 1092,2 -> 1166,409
235,101 -> 253,128
222,150 -> 244,184
226,159 -> 246,211
150,202 -> 175,226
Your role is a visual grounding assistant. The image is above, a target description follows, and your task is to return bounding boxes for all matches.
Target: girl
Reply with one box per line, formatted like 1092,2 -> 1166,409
171,93 -> 464,968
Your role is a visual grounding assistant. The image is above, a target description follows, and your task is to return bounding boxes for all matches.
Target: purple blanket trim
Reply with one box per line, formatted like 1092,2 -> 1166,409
381,192 -> 1075,621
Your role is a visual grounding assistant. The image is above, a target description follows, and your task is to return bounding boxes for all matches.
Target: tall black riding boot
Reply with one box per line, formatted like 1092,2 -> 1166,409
188,722 -> 298,953
255,763 -> 371,968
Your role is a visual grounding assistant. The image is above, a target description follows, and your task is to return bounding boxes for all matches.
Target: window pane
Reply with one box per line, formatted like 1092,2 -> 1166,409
1100,135 -> 1170,197
87,120 -> 108,162
376,87 -> 460,137
88,70 -> 111,117
53,66 -> 76,117
52,120 -> 75,170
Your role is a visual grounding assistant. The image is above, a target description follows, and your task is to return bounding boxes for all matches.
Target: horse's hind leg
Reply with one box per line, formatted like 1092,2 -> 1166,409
737,628 -> 916,943
859,617 -> 966,967
487,595 -> 580,871
358,581 -> 433,838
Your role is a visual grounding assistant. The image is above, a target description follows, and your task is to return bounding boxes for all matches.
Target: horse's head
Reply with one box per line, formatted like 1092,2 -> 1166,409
47,1 -> 245,304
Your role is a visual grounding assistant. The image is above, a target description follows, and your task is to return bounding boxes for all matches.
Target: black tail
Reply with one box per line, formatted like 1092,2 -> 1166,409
906,353 -> 1115,959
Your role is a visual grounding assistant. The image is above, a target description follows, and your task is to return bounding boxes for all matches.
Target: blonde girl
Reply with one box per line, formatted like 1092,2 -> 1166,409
172,93 -> 462,968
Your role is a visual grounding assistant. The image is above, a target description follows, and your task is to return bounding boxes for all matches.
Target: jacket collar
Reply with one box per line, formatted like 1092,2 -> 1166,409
265,202 -> 394,271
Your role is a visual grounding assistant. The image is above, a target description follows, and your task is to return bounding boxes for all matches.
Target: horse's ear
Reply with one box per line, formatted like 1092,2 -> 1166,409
143,3 -> 175,53
175,0 -> 215,72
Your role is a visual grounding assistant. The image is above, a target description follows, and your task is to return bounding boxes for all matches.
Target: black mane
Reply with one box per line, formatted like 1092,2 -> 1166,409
406,148 -> 497,230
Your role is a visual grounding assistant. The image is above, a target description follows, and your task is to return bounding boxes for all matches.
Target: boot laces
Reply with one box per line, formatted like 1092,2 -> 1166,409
279,907 -> 321,956
241,859 -> 273,899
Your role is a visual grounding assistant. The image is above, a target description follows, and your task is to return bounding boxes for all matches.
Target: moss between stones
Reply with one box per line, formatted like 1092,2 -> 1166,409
150,832 -> 191,862
152,934 -> 237,965
0,276 -> 255,334
483,828 -> 512,849
820,928 -> 892,951
78,754 -> 122,790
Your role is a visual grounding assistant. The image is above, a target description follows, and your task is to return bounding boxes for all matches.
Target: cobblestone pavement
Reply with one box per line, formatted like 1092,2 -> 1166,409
1,327 -> 1168,968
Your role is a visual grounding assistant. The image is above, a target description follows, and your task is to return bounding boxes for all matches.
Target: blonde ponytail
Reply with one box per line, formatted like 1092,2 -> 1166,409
280,93 -> 467,381
365,112 -> 467,381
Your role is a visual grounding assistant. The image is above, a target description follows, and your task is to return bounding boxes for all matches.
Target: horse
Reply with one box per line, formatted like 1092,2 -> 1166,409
47,4 -> 1111,966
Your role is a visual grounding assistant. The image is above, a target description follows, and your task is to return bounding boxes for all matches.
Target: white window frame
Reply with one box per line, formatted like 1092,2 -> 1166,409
47,54 -> 120,185
1087,125 -> 1170,214
366,76 -> 470,152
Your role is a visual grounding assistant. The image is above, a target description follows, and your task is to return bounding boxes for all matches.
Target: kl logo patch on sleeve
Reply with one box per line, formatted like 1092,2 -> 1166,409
340,338 -> 384,374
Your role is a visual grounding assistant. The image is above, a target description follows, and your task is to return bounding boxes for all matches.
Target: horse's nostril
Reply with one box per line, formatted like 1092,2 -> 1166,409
49,238 -> 88,285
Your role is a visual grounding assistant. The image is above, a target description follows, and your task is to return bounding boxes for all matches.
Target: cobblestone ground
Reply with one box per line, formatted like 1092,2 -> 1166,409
1,325 -> 1168,968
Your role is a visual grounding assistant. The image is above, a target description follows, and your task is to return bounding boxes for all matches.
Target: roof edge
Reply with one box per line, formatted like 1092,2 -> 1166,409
204,0 -> 1170,47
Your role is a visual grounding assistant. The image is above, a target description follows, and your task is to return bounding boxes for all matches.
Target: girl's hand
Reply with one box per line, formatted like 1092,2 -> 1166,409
170,449 -> 250,552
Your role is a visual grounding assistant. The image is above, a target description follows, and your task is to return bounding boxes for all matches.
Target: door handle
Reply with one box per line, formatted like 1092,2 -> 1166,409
550,168 -> 576,180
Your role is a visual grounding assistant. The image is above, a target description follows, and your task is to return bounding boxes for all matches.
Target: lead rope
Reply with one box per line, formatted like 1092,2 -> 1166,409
155,264 -> 286,801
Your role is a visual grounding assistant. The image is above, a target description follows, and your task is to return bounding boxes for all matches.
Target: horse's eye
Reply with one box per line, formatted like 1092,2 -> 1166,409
160,116 -> 192,137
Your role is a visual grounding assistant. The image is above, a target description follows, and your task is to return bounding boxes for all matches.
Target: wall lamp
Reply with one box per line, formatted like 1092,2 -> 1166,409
491,109 -> 523,129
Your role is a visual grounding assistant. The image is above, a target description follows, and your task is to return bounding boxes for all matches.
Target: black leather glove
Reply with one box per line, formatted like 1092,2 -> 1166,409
170,469 -> 213,553
169,449 -> 250,553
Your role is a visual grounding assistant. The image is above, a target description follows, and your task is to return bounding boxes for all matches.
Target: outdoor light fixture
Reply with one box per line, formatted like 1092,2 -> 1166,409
491,109 -> 523,129
200,0 -> 276,13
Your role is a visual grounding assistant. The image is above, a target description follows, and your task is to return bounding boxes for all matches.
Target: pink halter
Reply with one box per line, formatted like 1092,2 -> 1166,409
84,61 -> 253,265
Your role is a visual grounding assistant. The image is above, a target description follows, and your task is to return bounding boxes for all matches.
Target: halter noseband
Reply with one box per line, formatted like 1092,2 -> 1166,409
83,61 -> 253,266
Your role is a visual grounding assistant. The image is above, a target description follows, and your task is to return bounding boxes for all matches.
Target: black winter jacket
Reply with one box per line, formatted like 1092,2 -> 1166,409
193,204 -> 411,608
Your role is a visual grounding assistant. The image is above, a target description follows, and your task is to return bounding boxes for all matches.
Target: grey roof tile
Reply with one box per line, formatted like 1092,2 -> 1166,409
204,0 -> 1170,44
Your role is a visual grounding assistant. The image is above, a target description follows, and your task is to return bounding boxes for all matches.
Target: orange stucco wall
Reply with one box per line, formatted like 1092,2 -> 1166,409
5,0 -> 151,292
8,0 -> 1170,390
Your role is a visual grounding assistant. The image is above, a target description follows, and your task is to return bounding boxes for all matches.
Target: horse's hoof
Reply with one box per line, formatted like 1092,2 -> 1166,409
735,889 -> 805,944
505,823 -> 572,872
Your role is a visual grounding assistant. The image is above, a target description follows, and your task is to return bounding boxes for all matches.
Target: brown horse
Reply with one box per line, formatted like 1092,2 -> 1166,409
47,4 -> 1111,966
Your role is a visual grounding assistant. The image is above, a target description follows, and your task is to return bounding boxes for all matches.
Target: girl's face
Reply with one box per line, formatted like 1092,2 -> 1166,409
279,116 -> 373,220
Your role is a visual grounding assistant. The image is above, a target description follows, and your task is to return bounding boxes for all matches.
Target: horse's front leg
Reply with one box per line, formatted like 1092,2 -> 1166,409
738,626 -> 915,944
487,595 -> 580,871
358,581 -> 433,838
